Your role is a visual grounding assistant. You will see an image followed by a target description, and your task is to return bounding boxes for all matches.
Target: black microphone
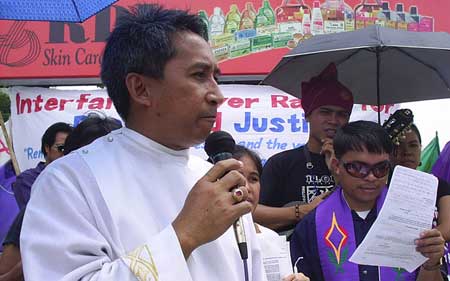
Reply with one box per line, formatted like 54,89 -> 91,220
204,131 -> 248,260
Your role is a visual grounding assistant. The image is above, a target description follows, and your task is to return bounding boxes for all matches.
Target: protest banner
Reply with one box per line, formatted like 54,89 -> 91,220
9,85 -> 397,170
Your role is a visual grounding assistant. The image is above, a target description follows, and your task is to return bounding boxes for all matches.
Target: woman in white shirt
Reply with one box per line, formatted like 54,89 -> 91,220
232,145 -> 309,281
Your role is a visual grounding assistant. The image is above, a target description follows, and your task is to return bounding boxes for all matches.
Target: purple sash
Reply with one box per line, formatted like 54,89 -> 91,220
316,186 -> 416,281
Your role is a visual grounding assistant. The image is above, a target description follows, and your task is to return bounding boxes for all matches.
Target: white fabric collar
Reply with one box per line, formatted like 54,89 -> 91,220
119,127 -> 191,161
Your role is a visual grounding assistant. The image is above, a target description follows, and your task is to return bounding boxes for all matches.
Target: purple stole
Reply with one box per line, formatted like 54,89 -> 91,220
316,186 -> 416,281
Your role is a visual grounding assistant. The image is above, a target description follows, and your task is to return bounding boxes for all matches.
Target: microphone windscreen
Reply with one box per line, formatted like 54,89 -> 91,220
204,131 -> 236,158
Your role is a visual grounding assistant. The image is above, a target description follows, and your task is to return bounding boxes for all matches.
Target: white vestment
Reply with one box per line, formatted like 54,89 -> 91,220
21,128 -> 267,281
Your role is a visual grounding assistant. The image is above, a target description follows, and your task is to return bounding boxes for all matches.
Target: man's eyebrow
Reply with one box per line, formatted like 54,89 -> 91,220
188,62 -> 213,71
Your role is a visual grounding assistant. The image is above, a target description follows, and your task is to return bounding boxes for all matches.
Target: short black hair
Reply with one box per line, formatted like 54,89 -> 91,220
64,116 -> 122,155
41,122 -> 73,157
232,145 -> 263,176
100,4 -> 208,120
334,120 -> 393,160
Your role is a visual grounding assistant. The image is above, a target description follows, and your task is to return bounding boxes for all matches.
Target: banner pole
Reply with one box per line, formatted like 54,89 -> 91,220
0,112 -> 21,175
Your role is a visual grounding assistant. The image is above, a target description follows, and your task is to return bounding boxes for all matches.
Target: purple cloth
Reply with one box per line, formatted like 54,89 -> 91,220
315,186 -> 415,281
432,143 -> 450,276
432,141 -> 450,183
0,161 -> 18,251
13,162 -> 45,209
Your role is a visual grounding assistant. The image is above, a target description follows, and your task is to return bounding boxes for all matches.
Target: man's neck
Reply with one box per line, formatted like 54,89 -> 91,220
342,190 -> 376,212
306,138 -> 322,154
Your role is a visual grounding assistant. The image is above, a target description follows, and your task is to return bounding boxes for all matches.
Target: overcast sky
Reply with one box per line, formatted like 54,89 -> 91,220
402,98 -> 450,149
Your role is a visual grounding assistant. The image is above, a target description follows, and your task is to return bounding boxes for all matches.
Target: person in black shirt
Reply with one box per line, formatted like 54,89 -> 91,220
254,63 -> 354,236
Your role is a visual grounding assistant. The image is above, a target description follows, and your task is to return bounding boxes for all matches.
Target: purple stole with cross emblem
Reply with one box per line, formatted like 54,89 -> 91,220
316,186 -> 416,281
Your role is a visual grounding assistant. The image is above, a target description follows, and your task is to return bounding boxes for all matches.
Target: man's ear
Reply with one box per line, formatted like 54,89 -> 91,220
305,113 -> 311,123
125,73 -> 153,107
44,144 -> 50,156
331,158 -> 340,175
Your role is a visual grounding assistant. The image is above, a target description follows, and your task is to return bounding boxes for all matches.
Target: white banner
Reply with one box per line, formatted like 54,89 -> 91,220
0,120 -> 13,166
9,85 -> 398,171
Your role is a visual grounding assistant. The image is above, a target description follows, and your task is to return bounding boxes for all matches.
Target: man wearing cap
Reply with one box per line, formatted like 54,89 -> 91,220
253,63 -> 354,237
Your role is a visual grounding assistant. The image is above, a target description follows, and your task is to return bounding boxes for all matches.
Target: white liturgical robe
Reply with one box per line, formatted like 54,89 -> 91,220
21,128 -> 267,281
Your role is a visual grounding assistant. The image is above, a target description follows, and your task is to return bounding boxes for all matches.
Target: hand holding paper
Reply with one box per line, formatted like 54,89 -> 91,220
349,166 -> 439,272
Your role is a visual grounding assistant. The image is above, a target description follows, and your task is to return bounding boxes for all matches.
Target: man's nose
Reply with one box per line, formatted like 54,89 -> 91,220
364,171 -> 378,182
328,112 -> 339,125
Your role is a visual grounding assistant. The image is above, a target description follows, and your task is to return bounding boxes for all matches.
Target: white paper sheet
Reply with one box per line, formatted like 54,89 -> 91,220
349,165 -> 438,272
260,234 -> 293,281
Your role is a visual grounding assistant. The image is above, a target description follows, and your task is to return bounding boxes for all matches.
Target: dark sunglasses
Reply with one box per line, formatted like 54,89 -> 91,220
341,160 -> 391,179
54,145 -> 65,153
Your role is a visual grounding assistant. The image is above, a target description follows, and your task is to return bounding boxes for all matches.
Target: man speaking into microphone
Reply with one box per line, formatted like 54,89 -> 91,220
20,4 -> 266,281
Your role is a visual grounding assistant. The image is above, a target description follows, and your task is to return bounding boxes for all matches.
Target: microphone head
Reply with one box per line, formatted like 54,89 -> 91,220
204,131 -> 236,162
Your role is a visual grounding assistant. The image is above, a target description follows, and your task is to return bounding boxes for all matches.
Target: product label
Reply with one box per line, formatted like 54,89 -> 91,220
272,32 -> 293,48
256,25 -> 278,35
235,29 -> 257,41
251,35 -> 273,52
397,21 -> 408,30
345,19 -> 355,31
212,45 -> 229,61
419,17 -> 434,32
211,33 -> 235,47
407,22 -> 419,32
229,40 -> 251,58
278,22 -> 303,34
386,20 -> 397,29
324,20 -> 345,33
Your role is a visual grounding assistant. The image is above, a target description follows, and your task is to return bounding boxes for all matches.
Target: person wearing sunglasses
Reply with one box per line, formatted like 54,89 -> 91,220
12,122 -> 73,209
0,115 -> 121,281
0,122 -> 72,281
290,120 -> 445,281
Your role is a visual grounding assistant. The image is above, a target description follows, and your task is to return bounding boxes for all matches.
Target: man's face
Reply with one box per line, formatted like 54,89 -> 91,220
392,130 -> 421,169
334,148 -> 390,211
141,32 -> 223,150
45,131 -> 69,164
307,105 -> 350,142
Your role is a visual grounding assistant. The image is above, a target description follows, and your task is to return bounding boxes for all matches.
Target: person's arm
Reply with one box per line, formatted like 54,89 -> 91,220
415,229 -> 445,281
253,194 -> 327,230
437,195 -> 450,241
0,245 -> 23,281
256,154 -> 327,231
21,156 -> 252,281
11,176 -> 29,210
172,159 -> 253,258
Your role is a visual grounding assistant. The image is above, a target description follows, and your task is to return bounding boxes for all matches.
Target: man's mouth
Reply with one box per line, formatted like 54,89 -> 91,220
324,129 -> 336,137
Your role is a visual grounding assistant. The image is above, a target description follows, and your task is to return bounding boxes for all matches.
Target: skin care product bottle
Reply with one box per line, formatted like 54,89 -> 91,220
311,0 -> 324,35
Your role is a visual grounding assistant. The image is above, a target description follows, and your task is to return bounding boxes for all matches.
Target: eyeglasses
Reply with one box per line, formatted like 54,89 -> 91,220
53,144 -> 65,153
341,160 -> 391,179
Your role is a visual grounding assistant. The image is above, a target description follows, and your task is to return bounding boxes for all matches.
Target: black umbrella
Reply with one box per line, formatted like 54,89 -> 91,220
0,0 -> 119,22
263,25 -> 450,122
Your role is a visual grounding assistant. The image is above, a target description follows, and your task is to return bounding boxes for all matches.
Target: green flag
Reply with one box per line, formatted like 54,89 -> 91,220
418,132 -> 440,173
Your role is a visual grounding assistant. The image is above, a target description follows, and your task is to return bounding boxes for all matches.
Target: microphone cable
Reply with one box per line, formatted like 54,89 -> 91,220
243,258 -> 249,281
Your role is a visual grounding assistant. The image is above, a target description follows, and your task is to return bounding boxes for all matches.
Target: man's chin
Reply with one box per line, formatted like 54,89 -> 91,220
324,131 -> 337,139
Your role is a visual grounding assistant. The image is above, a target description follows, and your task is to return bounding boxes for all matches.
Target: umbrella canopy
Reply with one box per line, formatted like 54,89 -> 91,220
0,0 -> 119,22
263,25 -> 450,106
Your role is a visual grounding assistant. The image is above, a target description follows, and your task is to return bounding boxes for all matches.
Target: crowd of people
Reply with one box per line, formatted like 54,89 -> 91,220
0,3 -> 449,281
